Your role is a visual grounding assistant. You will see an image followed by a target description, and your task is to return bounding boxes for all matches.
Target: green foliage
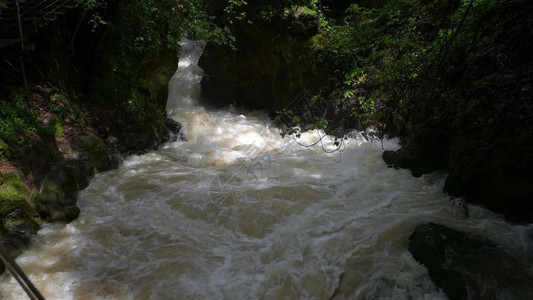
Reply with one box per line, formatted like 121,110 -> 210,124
79,0 -> 107,30
281,0 -> 531,136
0,95 -> 40,147
41,116 -> 65,139
114,0 -> 188,55
0,86 -> 90,161
49,93 -> 65,115
275,108 -> 331,138
223,0 -> 249,24
80,0 -> 241,55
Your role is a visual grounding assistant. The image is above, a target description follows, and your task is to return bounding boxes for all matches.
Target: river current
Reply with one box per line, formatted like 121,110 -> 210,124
1,39 -> 532,299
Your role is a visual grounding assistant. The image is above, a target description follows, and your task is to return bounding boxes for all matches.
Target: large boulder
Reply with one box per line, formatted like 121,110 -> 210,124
383,147 -> 442,177
443,130 -> 533,222
383,125 -> 450,177
36,160 -> 93,223
0,172 -> 40,273
408,222 -> 533,299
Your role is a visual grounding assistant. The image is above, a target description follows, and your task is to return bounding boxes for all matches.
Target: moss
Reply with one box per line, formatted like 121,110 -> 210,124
41,115 -> 65,140
295,6 -> 317,17
0,138 -> 10,160
310,34 -> 327,48
0,172 -> 39,239
0,173 -> 34,217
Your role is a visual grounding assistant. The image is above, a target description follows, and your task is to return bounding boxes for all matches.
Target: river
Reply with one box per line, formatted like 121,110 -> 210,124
1,39 -> 531,299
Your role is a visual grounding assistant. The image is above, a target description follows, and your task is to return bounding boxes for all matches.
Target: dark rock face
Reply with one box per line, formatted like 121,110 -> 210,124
199,15 -> 322,112
408,222 -> 533,299
383,124 -> 533,222
71,134 -> 121,172
443,131 -> 533,222
383,126 -> 450,177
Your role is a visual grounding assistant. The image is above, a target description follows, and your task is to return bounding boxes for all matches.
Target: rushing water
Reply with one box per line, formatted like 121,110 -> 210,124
1,39 -> 532,299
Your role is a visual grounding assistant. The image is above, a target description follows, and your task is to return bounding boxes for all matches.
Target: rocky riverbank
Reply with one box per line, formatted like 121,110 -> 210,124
0,83 -> 181,273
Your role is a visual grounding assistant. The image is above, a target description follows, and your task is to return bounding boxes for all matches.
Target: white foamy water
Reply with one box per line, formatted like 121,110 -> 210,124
1,39 -> 532,299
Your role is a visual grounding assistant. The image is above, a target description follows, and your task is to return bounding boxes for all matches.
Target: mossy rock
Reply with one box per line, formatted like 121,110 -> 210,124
72,134 -> 120,172
138,51 -> 179,107
91,43 -> 177,110
0,173 -> 36,221
2,208 -> 40,234
42,115 -> 65,139
0,172 -> 40,274
1,232 -> 32,257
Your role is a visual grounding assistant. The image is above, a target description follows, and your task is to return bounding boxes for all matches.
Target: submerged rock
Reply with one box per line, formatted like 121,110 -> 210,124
408,222 -> 533,299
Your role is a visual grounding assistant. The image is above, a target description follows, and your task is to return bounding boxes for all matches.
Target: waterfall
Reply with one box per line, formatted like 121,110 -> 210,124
1,40 -> 531,300
166,38 -> 206,117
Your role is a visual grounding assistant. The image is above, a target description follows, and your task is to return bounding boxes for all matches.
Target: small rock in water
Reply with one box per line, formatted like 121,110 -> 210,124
450,197 -> 469,219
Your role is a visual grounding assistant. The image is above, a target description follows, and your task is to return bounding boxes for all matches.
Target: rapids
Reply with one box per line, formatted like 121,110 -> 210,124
1,39 -> 532,299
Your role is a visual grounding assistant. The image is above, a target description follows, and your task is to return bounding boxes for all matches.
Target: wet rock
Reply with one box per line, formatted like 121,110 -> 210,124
47,205 -> 80,223
383,126 -> 449,177
72,134 -> 120,172
444,131 -> 533,222
164,118 -> 185,142
3,209 -> 40,234
121,132 -> 159,154
164,117 -> 181,133
37,160 -> 93,223
383,148 -> 441,177
71,134 -> 99,150
1,232 -> 31,254
0,226 -> 37,274
0,172 -> 39,232
408,222 -> 533,299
